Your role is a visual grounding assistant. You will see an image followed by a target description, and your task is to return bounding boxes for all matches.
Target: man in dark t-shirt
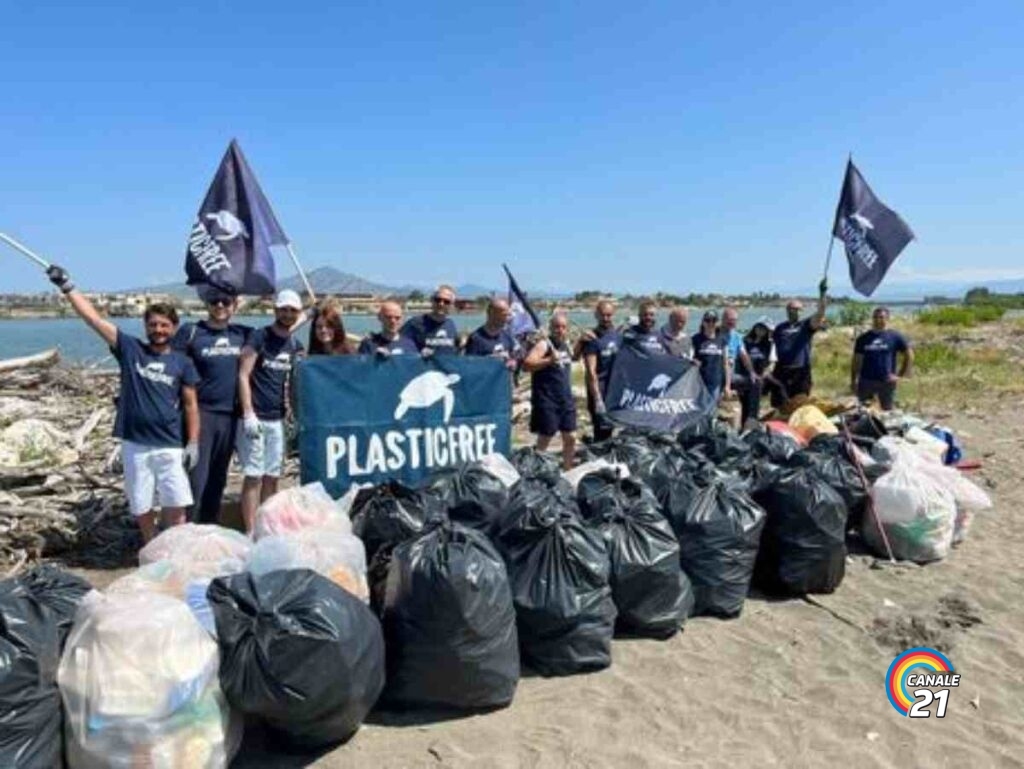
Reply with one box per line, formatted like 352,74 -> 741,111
851,306 -> 914,410
622,299 -> 670,355
464,298 -> 521,368
580,299 -> 622,442
45,264 -> 199,543
238,290 -> 305,534
173,285 -> 251,523
768,281 -> 828,407
358,300 -> 420,356
401,284 -> 459,356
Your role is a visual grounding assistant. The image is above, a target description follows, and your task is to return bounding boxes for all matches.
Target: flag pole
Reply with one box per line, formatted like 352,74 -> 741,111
285,243 -> 316,304
822,152 -> 853,281
0,232 -> 52,269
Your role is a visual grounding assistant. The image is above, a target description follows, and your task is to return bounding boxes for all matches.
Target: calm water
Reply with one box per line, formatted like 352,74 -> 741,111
0,305 -> 841,365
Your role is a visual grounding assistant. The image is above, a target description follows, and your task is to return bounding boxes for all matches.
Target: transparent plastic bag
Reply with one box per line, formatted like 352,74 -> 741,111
139,524 -> 252,582
254,482 -> 353,539
248,524 -> 368,601
865,459 -> 957,562
478,453 -> 522,488
58,592 -> 239,769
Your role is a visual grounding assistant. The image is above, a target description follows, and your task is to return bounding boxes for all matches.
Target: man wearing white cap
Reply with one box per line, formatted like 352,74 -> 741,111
237,289 -> 305,534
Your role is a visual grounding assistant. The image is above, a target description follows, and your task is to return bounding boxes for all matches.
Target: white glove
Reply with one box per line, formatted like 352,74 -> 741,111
594,399 -> 607,415
243,414 -> 262,440
183,442 -> 200,471
375,346 -> 392,358
421,347 -> 435,358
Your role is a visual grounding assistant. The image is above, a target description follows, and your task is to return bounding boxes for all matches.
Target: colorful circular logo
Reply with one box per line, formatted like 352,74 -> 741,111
885,647 -> 955,716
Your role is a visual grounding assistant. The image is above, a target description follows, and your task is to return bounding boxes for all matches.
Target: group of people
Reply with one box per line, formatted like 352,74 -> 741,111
42,262 -> 913,541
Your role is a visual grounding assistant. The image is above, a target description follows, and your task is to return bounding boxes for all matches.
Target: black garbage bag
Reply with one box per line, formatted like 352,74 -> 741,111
745,459 -> 784,497
577,471 -> 693,638
380,520 -> 519,709
677,415 -> 716,449
498,480 -> 616,675
743,427 -> 800,464
352,480 -> 444,563
670,477 -> 766,618
790,444 -> 870,530
510,447 -> 563,485
753,468 -> 847,595
841,410 -> 888,444
421,462 -> 510,537
588,431 -> 655,474
209,569 -> 385,748
0,566 -> 92,768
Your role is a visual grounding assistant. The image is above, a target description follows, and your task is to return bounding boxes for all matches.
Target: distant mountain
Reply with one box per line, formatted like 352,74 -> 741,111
278,267 -> 396,296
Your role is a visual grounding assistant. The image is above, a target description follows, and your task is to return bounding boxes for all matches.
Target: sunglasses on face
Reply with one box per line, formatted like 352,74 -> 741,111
208,298 -> 232,307
433,296 -> 453,305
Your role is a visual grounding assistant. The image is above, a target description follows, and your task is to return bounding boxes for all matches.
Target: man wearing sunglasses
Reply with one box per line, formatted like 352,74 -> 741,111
173,285 -> 252,523
401,284 -> 460,356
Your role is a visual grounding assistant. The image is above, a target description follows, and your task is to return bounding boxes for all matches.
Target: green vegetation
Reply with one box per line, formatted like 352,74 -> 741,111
964,287 -> 1024,309
812,317 -> 1023,410
832,301 -> 871,327
917,305 -> 1005,326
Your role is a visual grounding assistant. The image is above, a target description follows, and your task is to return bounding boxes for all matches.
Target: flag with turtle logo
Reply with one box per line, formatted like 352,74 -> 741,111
503,263 -> 540,337
832,160 -> 915,297
604,345 -> 715,432
185,139 -> 288,295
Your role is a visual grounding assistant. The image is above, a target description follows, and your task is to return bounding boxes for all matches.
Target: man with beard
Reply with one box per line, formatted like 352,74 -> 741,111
401,284 -> 459,356
173,286 -> 251,523
46,264 -> 199,543
851,306 -> 914,410
579,299 -> 621,442
237,289 -> 305,534
769,280 -> 828,407
622,299 -> 670,355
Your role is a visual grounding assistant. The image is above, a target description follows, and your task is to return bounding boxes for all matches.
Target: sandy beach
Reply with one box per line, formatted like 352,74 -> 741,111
67,399 -> 1024,769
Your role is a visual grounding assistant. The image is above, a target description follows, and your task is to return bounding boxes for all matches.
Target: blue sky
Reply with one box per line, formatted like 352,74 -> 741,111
2,1 -> 1023,295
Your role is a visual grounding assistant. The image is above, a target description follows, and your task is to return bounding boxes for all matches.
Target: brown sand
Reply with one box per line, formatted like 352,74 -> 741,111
78,403 -> 1024,768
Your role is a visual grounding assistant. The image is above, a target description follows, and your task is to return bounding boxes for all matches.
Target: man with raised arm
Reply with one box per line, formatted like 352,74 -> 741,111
45,264 -> 199,543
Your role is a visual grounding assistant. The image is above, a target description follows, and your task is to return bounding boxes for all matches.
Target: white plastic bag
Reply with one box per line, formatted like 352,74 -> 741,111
254,482 -> 353,539
864,458 -> 957,562
58,592 -> 239,768
561,459 -> 630,491
477,453 -> 521,488
139,524 -> 251,582
248,524 -> 368,601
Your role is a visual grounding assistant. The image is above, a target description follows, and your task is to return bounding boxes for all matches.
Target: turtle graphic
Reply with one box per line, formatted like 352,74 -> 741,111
647,373 -> 673,395
205,210 -> 249,242
394,371 -> 462,423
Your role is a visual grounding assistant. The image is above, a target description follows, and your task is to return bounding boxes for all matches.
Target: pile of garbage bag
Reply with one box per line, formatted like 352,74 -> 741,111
1,565 -> 92,768
576,469 -> 693,638
58,590 -> 239,768
379,519 -> 519,708
209,569 -> 384,747
498,478 -> 617,675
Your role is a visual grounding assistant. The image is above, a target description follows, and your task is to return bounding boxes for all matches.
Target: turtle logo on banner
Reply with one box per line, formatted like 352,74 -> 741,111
295,355 -> 512,495
604,345 -> 715,432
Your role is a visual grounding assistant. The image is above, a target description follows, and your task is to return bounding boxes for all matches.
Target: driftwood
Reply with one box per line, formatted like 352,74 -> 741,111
0,347 -> 59,374
0,352 -> 133,569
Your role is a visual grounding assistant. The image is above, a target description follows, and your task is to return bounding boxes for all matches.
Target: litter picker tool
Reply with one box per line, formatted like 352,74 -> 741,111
0,232 -> 52,269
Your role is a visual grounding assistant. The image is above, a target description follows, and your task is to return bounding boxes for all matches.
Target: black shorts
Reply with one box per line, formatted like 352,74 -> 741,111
857,379 -> 897,410
530,402 -> 577,436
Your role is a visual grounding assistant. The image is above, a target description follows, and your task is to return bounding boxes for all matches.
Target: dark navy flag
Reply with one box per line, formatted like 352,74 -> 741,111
604,345 -> 715,432
832,160 -> 915,297
503,263 -> 540,337
185,139 -> 288,296
294,354 -> 512,495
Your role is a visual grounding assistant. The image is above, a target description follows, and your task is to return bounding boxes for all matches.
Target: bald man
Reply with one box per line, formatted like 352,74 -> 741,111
769,281 -> 828,406
580,299 -> 622,442
464,298 -> 521,369
358,301 -> 419,356
659,306 -> 693,358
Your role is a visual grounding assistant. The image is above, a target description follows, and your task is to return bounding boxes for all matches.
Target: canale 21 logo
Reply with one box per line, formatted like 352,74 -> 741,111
885,647 -> 960,717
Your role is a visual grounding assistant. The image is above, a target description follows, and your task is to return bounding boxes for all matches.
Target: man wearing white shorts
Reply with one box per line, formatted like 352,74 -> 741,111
45,264 -> 200,542
238,289 -> 305,534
